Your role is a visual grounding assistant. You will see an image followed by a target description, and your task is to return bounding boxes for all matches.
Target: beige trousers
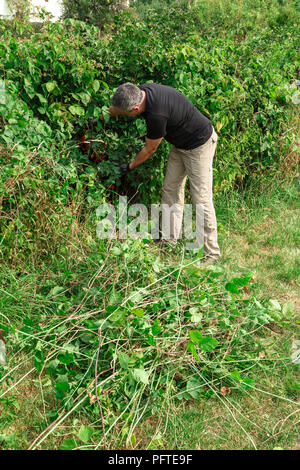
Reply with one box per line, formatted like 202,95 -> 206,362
161,128 -> 220,257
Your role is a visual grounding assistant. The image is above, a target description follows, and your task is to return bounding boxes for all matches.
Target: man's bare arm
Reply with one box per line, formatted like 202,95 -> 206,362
129,137 -> 162,170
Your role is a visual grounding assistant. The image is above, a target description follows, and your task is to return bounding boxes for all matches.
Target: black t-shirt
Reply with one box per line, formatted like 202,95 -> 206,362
139,83 -> 212,150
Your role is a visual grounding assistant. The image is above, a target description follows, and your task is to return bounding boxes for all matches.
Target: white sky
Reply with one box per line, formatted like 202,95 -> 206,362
0,0 -> 63,21
0,0 -> 11,17
31,0 -> 62,21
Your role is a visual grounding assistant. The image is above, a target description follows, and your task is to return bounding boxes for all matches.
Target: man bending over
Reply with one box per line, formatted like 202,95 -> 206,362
108,82 -> 220,262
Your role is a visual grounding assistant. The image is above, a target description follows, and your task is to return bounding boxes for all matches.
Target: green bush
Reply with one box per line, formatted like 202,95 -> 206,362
61,0 -> 127,28
0,0 -> 299,263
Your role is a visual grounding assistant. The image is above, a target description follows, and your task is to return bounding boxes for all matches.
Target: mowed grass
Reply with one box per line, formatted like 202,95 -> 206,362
137,391 -> 299,450
217,180 -> 299,306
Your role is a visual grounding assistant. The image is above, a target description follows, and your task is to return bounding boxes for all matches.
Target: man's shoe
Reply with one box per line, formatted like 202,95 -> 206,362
196,255 -> 220,267
154,239 -> 177,250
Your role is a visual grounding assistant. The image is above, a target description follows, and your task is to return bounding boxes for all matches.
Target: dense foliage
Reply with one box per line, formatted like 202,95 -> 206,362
61,0 -> 128,27
0,0 -> 299,264
0,0 -> 299,262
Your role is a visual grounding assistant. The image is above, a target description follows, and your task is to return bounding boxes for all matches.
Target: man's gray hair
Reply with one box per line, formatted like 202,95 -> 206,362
112,83 -> 143,111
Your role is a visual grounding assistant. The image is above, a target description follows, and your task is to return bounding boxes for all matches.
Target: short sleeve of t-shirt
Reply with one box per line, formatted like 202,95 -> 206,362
139,83 -> 212,149
145,113 -> 167,140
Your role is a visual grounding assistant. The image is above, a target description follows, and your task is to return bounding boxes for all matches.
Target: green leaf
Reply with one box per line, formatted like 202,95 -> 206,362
132,308 -> 144,317
241,377 -> 254,389
269,299 -> 281,311
78,92 -> 91,106
111,247 -> 122,256
48,286 -> 65,297
186,377 -> 202,399
56,382 -> 69,392
34,350 -> 44,362
132,368 -> 149,385
189,307 -> 203,323
189,330 -> 203,343
108,292 -> 122,306
225,282 -> 239,294
152,318 -> 162,335
130,291 -> 143,303
93,106 -> 102,119
45,81 -> 57,93
282,302 -> 294,315
34,350 -> 44,372
231,370 -> 242,381
58,351 -> 74,365
55,381 -> 70,399
101,106 -> 110,123
187,342 -> 201,362
110,308 -> 125,323
69,105 -> 85,116
24,77 -> 32,88
118,351 -> 130,369
60,439 -> 77,450
36,93 -> 47,104
78,425 -> 94,443
147,333 -> 156,346
93,80 -> 100,93
135,119 -> 147,135
232,274 -> 252,286
198,336 -> 218,352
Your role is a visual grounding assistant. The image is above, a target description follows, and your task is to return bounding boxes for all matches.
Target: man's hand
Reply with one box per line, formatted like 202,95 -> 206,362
87,114 -> 105,129
119,163 -> 131,176
87,117 -> 98,130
